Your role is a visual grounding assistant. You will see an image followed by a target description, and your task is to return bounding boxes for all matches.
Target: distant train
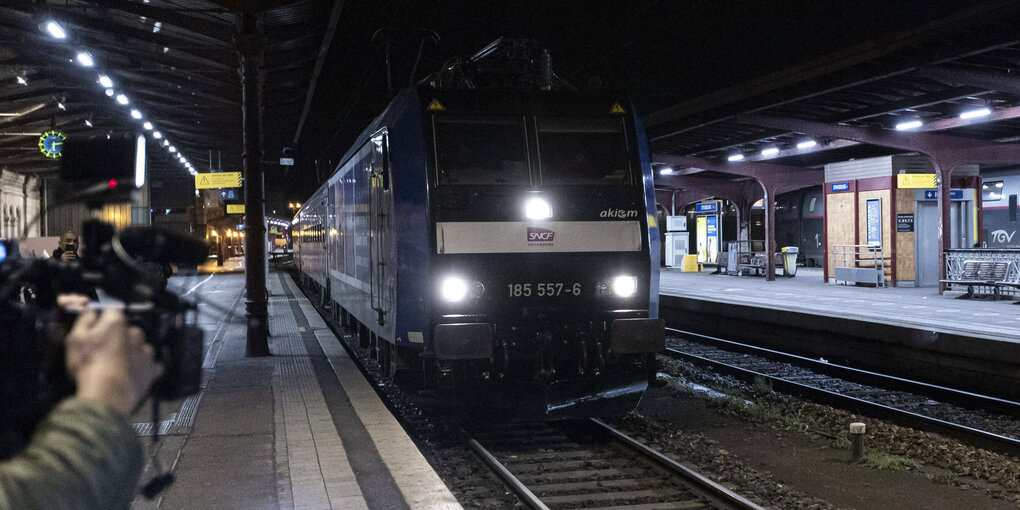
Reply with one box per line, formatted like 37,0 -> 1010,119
980,168 -> 1020,248
292,39 -> 662,418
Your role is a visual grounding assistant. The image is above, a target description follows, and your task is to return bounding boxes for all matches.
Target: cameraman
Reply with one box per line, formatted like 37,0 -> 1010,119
0,301 -> 163,510
50,231 -> 82,263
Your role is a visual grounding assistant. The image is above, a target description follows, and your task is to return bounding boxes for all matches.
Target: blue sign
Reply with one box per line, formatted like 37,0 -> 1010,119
923,189 -> 965,200
830,182 -> 850,192
695,202 -> 719,213
706,215 -> 718,236
866,198 -> 882,246
220,190 -> 236,200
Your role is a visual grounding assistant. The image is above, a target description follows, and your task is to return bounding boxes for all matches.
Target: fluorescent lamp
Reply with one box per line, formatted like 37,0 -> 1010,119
761,147 -> 779,156
169,146 -> 176,153
959,108 -> 991,119
659,166 -> 674,175
84,119 -> 93,127
130,109 -> 142,119
152,131 -> 162,139
98,75 -> 113,88
57,102 -> 65,110
105,88 -> 114,97
727,154 -> 744,162
45,21 -> 67,39
76,51 -> 94,67
17,76 -> 27,86
796,140 -> 817,149
895,120 -> 923,131
143,121 -> 153,130
116,94 -> 129,105
135,134 -> 146,188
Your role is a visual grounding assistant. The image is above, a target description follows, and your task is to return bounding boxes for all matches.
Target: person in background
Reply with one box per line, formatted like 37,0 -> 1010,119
50,231 -> 81,263
0,300 -> 163,510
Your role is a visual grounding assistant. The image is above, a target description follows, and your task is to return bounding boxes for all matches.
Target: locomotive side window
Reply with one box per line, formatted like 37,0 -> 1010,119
537,117 -> 630,186
982,181 -> 1004,201
434,116 -> 529,185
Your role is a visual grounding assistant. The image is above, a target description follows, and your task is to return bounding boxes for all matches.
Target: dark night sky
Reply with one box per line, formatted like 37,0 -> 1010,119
271,0 -> 969,203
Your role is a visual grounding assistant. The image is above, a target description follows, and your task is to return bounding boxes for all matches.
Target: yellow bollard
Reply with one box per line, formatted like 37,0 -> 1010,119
681,254 -> 701,272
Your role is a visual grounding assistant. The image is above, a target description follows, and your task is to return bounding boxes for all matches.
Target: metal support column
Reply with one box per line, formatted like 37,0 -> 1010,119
934,161 -> 952,294
763,185 -> 776,281
237,12 -> 270,356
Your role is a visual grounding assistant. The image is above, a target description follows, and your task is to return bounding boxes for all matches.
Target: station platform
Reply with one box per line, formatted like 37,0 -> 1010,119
659,268 -> 1020,400
131,272 -> 460,510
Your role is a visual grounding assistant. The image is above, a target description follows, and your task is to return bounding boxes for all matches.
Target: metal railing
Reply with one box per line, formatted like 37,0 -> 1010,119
833,244 -> 886,287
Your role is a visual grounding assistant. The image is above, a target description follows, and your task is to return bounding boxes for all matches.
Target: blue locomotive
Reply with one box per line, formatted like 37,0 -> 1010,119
293,39 -> 663,417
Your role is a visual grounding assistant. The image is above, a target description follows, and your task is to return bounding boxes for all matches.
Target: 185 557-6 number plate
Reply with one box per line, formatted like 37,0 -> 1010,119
507,282 -> 581,297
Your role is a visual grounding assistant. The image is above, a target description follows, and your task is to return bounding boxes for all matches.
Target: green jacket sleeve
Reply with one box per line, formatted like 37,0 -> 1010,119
0,398 -> 143,510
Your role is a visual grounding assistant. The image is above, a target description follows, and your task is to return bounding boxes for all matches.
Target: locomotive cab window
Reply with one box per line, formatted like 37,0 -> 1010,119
537,117 -> 631,186
434,116 -> 529,185
982,181 -> 1004,201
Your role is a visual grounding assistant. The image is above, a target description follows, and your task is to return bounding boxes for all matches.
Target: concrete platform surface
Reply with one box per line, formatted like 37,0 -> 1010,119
661,267 -> 1019,343
128,272 -> 461,510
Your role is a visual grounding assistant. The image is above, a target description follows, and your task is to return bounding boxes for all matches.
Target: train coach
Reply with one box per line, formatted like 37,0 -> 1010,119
293,39 -> 663,418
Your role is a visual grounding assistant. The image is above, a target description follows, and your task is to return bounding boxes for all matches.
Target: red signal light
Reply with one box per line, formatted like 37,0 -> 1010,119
108,178 -> 118,188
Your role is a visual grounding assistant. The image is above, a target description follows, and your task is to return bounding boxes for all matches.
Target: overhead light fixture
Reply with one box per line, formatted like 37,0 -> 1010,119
98,75 -> 113,88
17,76 -> 27,86
153,22 -> 162,33
105,88 -> 115,97
659,166 -> 674,175
761,147 -> 780,156
76,51 -> 94,67
796,140 -> 817,149
57,101 -> 66,110
162,139 -> 169,146
895,119 -> 923,131
130,109 -> 142,119
116,94 -> 129,105
152,131 -> 162,139
44,21 -> 67,39
169,146 -> 176,153
727,153 -> 744,162
84,119 -> 93,128
143,121 -> 153,130
959,107 -> 991,119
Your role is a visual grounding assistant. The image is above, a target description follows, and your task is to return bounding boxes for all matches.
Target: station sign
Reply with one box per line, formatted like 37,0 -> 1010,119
280,157 -> 294,166
694,201 -> 719,214
897,214 -> 914,232
226,204 -> 245,214
195,172 -> 242,189
829,182 -> 851,193
897,173 -> 937,189
921,189 -> 965,200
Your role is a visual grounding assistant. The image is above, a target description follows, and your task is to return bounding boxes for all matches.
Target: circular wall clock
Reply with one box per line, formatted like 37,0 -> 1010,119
38,130 -> 67,158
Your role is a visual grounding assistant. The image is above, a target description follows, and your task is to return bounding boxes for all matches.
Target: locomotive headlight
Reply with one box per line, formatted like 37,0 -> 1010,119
524,197 -> 552,220
441,277 -> 469,302
611,276 -> 638,297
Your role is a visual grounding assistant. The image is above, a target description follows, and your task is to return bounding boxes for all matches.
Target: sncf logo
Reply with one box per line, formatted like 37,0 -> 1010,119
527,227 -> 555,244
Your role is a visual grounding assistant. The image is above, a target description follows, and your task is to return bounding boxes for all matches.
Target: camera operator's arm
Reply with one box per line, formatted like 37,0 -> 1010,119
0,309 -> 162,510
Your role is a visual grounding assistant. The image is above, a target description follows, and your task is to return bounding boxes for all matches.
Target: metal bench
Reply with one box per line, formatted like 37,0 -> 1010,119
940,260 -> 1016,299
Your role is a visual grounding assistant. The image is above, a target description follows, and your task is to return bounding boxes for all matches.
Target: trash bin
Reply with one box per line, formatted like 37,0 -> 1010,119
781,246 -> 799,276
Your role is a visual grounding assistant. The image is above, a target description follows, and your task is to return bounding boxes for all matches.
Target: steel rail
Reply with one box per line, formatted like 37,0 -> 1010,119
665,327 -> 1020,419
590,418 -> 766,510
664,328 -> 1020,458
465,421 -> 764,510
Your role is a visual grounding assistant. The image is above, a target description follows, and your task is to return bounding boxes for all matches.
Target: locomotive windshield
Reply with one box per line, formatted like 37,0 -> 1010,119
434,116 -> 530,185
537,117 -> 630,186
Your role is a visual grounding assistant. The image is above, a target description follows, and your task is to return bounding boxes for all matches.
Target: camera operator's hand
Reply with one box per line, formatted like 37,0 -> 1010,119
65,309 -> 163,415
60,250 -> 77,262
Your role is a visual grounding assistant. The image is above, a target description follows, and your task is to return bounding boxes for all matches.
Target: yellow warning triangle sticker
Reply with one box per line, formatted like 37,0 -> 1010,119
199,176 -> 209,185
427,99 -> 445,112
609,102 -> 626,114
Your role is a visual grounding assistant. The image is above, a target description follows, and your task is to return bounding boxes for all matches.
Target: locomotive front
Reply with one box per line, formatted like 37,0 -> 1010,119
424,90 -> 663,417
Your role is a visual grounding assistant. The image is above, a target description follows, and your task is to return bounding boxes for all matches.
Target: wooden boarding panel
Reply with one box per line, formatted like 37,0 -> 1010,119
826,193 -> 855,278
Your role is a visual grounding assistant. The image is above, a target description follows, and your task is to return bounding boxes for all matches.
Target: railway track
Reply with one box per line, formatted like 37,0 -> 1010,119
664,327 -> 1020,458
466,418 -> 764,510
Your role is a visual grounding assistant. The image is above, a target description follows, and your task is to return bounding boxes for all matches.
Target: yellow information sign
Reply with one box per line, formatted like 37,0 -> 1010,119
226,204 -> 245,214
427,99 -> 445,112
609,102 -> 626,114
897,173 -> 937,189
195,172 -> 242,189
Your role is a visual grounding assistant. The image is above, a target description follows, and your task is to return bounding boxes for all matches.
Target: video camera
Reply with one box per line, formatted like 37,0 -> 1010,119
0,132 -> 207,462
0,221 -> 207,459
